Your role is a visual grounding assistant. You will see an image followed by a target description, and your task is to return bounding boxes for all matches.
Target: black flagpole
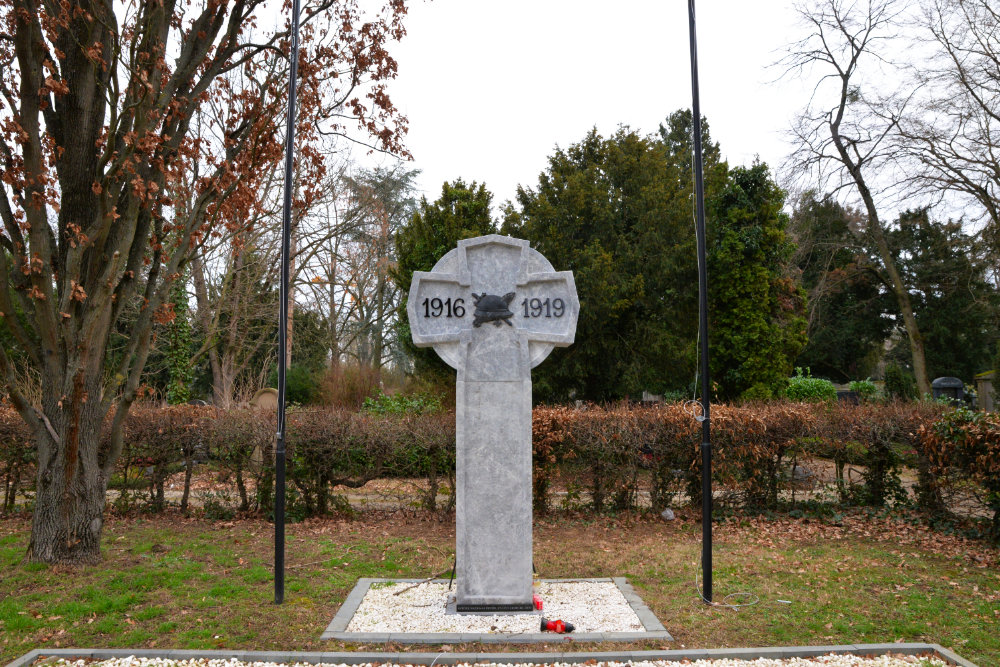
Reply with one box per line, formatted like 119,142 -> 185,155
687,0 -> 713,603
275,0 -> 301,606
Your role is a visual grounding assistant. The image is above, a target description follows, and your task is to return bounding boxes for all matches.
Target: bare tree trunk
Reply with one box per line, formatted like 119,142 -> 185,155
867,211 -> 932,395
180,437 -> 195,514
329,253 -> 340,368
374,269 -> 386,370
192,252 -> 231,408
784,0 -> 932,395
216,356 -> 237,407
28,380 -> 108,564
833,157 -> 931,395
208,349 -> 227,408
181,462 -> 193,514
832,119 -> 932,396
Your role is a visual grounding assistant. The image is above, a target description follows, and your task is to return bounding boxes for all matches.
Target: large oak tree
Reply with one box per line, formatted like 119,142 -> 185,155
0,0 -> 408,563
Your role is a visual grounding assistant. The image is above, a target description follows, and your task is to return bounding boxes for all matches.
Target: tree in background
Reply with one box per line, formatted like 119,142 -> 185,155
503,115 -> 728,401
791,192 -> 892,382
708,163 -> 807,400
782,0 -> 933,395
164,274 -> 195,405
900,0 -> 1000,262
885,210 -> 999,381
0,250 -> 29,377
659,109 -> 723,182
0,0 -> 409,564
393,180 -> 497,379
266,306 -> 331,404
897,0 -> 1000,374
337,166 -> 420,370
190,236 -> 281,407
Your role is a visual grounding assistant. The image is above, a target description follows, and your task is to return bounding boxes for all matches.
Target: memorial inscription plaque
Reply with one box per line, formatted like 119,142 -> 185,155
407,235 -> 578,612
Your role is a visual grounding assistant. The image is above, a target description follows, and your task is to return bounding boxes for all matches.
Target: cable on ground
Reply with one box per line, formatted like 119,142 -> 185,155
693,557 -> 760,610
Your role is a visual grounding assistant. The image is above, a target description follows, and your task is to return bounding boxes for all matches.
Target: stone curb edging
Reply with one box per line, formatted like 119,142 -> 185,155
3,643 -> 979,667
321,578 -> 672,644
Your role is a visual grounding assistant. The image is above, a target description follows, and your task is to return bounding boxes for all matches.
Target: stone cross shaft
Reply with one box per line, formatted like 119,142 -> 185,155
407,235 -> 578,612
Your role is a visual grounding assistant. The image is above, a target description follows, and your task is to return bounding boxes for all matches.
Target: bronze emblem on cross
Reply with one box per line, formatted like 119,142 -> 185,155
471,292 -> 515,328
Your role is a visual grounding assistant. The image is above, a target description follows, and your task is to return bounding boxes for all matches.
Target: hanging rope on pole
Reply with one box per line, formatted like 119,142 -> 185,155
275,0 -> 301,606
687,0 -> 713,604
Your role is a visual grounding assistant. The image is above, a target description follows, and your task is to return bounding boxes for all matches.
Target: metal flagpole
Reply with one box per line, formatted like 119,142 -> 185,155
275,0 -> 301,606
687,0 -> 713,603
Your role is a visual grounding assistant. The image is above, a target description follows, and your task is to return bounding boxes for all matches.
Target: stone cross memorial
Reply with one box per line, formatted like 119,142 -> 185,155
408,235 -> 578,612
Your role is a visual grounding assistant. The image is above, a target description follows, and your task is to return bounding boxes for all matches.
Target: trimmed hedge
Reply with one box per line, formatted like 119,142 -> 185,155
920,408 -> 1000,539
531,402 -> 943,514
5,400 -> 998,541
117,406 -> 455,518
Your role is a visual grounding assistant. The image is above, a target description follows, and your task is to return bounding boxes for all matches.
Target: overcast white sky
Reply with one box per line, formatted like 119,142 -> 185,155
369,0 -> 812,208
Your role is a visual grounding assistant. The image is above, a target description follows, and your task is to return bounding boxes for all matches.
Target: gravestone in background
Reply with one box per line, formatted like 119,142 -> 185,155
408,235 -> 579,611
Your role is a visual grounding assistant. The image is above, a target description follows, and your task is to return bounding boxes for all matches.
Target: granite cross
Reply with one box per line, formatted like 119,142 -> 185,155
407,234 -> 579,612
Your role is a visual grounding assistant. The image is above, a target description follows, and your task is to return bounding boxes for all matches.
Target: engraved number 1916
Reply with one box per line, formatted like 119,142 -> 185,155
422,297 -> 465,318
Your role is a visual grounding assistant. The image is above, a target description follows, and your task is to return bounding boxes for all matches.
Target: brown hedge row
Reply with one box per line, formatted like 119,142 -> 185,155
531,401 -> 947,514
919,408 -> 1000,539
4,401 -> 991,528
114,406 -> 456,518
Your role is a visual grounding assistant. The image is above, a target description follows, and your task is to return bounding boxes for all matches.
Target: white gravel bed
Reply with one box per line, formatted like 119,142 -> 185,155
52,654 -> 948,667
344,581 -> 644,634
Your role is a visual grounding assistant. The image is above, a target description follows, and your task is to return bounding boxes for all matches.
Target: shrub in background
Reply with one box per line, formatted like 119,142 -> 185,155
286,409 -> 380,517
849,378 -> 880,403
532,404 -> 694,514
533,402 -> 820,514
817,401 -> 945,507
721,402 -> 817,510
884,363 -> 918,401
286,409 -> 455,514
267,363 -> 318,405
786,367 -> 837,402
110,406 -> 456,518
822,404 -> 901,506
531,406 -> 570,513
362,391 -> 442,415
314,363 -> 381,409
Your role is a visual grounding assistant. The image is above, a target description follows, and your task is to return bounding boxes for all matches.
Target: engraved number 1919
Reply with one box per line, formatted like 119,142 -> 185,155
521,297 -> 565,318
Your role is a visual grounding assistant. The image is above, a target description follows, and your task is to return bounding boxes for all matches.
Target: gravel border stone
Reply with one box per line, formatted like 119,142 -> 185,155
321,578 -> 670,643
3,644 -> 979,667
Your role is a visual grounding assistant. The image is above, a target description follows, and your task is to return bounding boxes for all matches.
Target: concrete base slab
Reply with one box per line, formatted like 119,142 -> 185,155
321,577 -> 672,644
4,644 -> 979,667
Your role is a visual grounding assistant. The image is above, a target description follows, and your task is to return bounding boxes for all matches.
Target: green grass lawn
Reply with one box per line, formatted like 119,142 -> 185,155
1,511 -> 997,665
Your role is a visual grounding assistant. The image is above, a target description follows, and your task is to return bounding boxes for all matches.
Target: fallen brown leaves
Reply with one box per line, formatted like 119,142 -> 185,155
714,513 -> 999,568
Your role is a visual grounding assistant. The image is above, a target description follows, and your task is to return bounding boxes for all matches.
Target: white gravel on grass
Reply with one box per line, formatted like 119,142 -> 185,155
344,580 -> 644,634
53,654 -> 948,667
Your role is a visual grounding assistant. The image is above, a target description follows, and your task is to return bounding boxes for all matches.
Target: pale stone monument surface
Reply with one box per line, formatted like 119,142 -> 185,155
407,234 -> 578,612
